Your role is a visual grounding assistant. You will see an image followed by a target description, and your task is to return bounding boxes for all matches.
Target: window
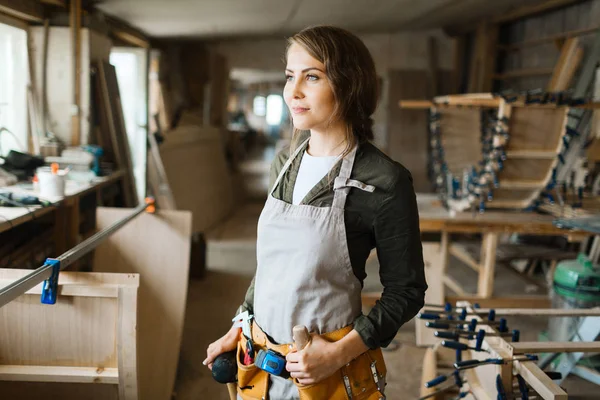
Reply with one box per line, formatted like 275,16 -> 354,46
266,94 -> 283,126
253,96 -> 266,116
110,48 -> 148,203
0,22 -> 28,157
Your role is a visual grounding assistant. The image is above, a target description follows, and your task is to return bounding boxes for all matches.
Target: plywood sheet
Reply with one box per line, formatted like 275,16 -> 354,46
160,125 -> 235,233
0,270 -> 138,400
506,108 -> 567,151
439,108 -> 482,175
499,158 -> 555,181
94,207 -> 192,400
387,70 -> 431,193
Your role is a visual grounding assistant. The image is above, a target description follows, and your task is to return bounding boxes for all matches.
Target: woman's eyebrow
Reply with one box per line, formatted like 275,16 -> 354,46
285,67 -> 324,73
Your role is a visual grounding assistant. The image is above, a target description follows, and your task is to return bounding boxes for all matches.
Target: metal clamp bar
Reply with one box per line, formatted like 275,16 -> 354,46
0,199 -> 154,308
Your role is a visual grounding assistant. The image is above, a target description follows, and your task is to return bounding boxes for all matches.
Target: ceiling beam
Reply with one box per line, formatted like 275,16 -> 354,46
492,0 -> 586,24
0,0 -> 43,22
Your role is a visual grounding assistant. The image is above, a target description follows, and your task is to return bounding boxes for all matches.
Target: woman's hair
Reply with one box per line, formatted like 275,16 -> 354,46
286,25 -> 379,159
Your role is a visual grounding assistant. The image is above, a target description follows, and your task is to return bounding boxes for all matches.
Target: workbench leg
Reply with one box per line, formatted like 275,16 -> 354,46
477,232 -> 498,298
53,207 -> 68,255
416,240 -> 447,347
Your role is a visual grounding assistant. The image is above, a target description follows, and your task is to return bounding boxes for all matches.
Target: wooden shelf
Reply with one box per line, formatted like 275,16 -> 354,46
498,26 -> 599,52
493,68 -> 554,80
505,150 -> 557,159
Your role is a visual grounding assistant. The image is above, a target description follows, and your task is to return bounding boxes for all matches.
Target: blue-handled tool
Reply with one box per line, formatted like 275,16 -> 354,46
453,354 -> 538,370
441,329 -> 486,352
436,329 -> 520,342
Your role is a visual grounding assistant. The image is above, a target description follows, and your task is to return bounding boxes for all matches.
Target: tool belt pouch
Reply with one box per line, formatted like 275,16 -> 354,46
236,333 -> 269,400
294,347 -> 387,400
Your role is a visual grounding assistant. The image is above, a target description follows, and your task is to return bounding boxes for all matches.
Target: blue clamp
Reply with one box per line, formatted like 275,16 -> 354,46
41,258 -> 61,305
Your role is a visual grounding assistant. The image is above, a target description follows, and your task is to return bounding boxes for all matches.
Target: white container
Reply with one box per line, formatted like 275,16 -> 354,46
37,167 -> 66,198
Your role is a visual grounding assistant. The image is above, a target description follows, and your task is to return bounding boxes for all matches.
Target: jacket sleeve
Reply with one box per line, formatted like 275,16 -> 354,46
354,167 -> 427,349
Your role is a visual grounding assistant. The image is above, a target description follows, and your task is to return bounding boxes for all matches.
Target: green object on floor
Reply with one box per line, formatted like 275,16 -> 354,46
553,253 -> 600,302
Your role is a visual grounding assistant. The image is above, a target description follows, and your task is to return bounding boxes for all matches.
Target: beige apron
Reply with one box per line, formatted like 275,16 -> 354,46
253,138 -> 373,399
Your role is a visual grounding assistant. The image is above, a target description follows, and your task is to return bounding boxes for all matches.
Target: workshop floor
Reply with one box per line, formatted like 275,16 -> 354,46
173,241 -> 599,400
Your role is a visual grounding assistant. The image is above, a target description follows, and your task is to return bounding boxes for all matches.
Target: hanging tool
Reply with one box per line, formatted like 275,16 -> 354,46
453,354 -> 538,371
0,198 -> 156,307
435,328 -> 520,342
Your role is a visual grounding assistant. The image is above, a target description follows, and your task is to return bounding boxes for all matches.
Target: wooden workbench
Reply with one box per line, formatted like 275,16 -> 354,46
0,170 -> 126,268
365,194 -> 589,346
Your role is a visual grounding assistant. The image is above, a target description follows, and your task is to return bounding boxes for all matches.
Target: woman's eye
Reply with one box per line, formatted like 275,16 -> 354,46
285,75 -> 293,82
306,74 -> 318,81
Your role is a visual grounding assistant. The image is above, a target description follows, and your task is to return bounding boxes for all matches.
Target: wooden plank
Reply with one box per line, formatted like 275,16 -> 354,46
398,100 -> 433,109
70,0 -> 82,146
511,341 -> 600,354
478,233 -> 498,298
515,361 -> 568,399
493,68 -> 554,80
94,208 -> 192,400
446,295 -> 551,309
499,26 -> 599,52
0,270 -> 138,399
493,0 -> 585,23
97,61 -> 137,207
387,70 -> 431,193
449,244 -> 480,272
160,125 -> 235,232
117,287 -> 138,399
443,275 -> 467,296
0,366 -> 118,384
420,348 -> 439,399
547,37 -> 584,91
415,242 -> 445,347
0,0 -> 43,22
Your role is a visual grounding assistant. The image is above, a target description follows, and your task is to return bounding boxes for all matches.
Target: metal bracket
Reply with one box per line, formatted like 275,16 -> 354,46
40,258 -> 61,305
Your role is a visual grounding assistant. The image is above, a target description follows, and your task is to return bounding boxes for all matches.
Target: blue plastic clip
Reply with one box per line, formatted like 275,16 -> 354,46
41,258 -> 61,305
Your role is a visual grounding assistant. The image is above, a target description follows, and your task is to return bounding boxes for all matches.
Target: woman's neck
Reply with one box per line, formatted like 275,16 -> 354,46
307,127 -> 347,157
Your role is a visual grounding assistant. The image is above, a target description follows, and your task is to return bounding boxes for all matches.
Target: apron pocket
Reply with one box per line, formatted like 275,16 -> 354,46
294,348 -> 387,400
236,338 -> 269,400
295,370 -> 349,400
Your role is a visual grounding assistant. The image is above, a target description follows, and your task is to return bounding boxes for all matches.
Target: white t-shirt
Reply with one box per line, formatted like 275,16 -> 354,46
292,151 -> 340,205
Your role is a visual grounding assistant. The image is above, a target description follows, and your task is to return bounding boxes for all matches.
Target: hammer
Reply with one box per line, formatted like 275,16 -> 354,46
211,350 -> 238,400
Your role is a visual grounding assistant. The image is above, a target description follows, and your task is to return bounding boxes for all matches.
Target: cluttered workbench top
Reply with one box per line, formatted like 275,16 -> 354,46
416,193 -> 588,237
0,169 -> 125,234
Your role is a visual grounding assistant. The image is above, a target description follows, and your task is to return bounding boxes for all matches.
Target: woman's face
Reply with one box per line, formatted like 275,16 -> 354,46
284,43 -> 336,132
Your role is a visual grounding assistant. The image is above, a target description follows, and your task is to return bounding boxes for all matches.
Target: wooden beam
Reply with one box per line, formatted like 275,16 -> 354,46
499,26 -> 600,52
0,0 -> 43,22
70,0 -> 82,146
547,37 -> 584,92
493,0 -> 585,24
113,30 -> 150,49
40,0 -> 67,6
478,233 -> 498,298
493,68 -> 555,80
515,361 -> 568,399
511,341 -> 600,354
445,295 -> 551,309
444,275 -> 467,296
0,365 -> 119,384
398,100 -> 434,109
449,244 -> 480,272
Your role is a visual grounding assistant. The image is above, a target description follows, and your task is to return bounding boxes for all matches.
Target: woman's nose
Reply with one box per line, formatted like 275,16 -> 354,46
290,81 -> 304,99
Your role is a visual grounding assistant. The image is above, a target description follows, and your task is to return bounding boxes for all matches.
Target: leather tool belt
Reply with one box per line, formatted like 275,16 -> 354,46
236,322 -> 387,400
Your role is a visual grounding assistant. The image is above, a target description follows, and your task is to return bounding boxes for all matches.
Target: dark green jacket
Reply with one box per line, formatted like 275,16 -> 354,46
238,134 -> 427,349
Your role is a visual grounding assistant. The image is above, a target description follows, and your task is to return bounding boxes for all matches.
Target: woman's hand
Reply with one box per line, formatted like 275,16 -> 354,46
203,326 -> 241,370
285,329 -> 368,385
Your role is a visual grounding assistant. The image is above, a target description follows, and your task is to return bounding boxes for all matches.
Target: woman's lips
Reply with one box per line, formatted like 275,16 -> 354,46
292,107 -> 309,114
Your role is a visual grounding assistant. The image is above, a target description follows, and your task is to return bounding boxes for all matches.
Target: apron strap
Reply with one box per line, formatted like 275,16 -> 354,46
332,145 -> 360,210
269,137 -> 310,196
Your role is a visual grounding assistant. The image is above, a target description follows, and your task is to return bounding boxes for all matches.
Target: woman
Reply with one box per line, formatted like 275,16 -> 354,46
204,25 -> 426,400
